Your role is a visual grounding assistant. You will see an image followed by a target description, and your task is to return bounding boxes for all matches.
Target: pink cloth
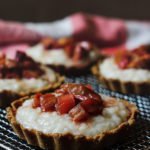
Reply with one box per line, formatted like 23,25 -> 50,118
0,13 -> 126,46
71,13 -> 126,47
0,20 -> 42,44
1,13 -> 150,56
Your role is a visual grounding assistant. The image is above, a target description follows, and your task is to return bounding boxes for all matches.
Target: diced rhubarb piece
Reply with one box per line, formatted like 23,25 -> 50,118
118,56 -> 131,69
58,84 -> 102,104
85,84 -> 93,90
80,99 -> 102,115
57,38 -> 74,47
0,59 -> 5,64
22,60 -> 33,68
64,45 -> 74,57
5,60 -> 16,68
16,51 -> 34,63
0,54 -> 6,66
90,92 -> 103,103
72,45 -> 83,61
133,45 -> 150,56
0,53 -> 5,59
57,94 -> 76,114
55,88 -> 68,96
66,84 -> 102,103
41,38 -> 56,49
114,50 -> 126,63
72,41 -> 93,62
119,57 -> 130,69
40,94 -> 57,112
33,93 -> 42,108
128,55 -> 150,69
74,95 -> 88,101
23,70 -> 40,78
5,72 -> 20,79
69,104 -> 89,122
114,50 -> 132,69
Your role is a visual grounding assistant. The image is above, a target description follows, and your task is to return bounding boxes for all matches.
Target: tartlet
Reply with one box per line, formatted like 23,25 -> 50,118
0,51 -> 64,107
7,83 -> 138,150
92,45 -> 150,95
25,38 -> 100,75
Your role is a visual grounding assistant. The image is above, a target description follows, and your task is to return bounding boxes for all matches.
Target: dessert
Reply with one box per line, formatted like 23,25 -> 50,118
92,45 -> 150,94
7,83 -> 138,149
0,51 -> 64,107
25,38 -> 100,74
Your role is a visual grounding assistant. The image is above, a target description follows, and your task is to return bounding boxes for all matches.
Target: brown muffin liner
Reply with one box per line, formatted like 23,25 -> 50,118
7,96 -> 138,150
0,74 -> 64,107
92,62 -> 150,95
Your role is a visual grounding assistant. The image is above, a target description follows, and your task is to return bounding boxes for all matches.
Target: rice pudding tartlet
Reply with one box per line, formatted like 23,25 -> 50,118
7,83 -> 138,150
0,51 -> 64,107
92,45 -> 150,94
26,38 -> 100,75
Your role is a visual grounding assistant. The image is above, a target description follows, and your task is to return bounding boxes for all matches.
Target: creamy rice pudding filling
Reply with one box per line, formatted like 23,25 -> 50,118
26,44 -> 97,67
16,98 -> 129,136
26,44 -> 74,67
99,58 -> 150,82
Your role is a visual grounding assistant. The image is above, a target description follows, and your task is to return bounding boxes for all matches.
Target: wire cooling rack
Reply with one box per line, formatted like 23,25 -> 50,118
0,74 -> 150,150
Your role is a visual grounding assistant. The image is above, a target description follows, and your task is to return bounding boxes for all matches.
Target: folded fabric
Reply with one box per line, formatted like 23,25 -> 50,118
0,20 -> 42,44
0,13 -> 150,56
0,13 -> 126,46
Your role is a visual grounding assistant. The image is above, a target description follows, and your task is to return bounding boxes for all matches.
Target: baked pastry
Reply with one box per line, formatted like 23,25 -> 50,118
0,51 -> 64,107
92,45 -> 150,94
7,83 -> 138,150
25,38 -> 100,75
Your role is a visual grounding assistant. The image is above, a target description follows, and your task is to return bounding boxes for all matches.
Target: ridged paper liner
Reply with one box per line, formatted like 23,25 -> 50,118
0,73 -> 64,107
92,62 -> 150,95
7,96 -> 138,150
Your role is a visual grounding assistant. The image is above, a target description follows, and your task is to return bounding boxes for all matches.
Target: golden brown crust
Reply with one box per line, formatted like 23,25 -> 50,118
92,61 -> 150,95
7,95 -> 138,150
0,74 -> 64,107
48,61 -> 96,75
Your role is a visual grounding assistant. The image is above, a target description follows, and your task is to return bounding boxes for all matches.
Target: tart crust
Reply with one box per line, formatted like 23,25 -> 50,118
92,61 -> 150,95
0,73 -> 64,107
7,96 -> 138,150
48,57 -> 99,75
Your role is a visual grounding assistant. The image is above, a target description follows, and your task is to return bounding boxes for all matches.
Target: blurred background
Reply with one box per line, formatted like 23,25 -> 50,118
0,0 -> 150,22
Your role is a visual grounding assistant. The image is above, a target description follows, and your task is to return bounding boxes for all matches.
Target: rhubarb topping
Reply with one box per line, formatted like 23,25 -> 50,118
56,94 -> 75,114
0,51 -> 44,79
114,45 -> 150,70
32,83 -> 104,123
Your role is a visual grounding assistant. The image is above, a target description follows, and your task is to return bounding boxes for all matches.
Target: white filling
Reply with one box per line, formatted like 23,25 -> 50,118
26,44 -> 74,67
99,58 -> 150,82
26,44 -> 97,67
0,67 -> 56,93
16,99 -> 129,136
